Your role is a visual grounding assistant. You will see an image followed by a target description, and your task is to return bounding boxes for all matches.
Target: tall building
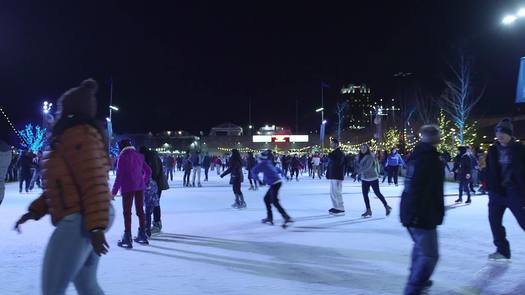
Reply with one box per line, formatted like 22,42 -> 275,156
341,83 -> 373,129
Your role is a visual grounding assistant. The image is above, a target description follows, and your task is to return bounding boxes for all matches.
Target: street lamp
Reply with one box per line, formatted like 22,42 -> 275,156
109,105 -> 119,111
518,8 -> 525,17
42,101 -> 54,128
315,107 -> 324,112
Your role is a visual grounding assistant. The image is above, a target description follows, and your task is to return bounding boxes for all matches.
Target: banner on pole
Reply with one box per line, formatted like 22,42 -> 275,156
516,57 -> 525,104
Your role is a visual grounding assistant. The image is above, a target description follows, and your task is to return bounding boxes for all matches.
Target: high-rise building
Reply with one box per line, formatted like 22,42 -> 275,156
341,83 -> 373,129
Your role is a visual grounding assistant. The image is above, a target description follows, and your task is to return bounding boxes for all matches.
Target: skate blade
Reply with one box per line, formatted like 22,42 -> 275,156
329,213 -> 345,216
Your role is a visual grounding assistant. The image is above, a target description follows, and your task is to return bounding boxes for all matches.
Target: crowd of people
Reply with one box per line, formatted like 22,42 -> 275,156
1,79 -> 524,295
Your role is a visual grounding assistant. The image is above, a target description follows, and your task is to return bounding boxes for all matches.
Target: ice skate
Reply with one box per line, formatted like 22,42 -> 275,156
465,198 -> 472,204
261,218 -> 274,225
134,228 -> 149,245
117,231 -> 133,249
455,198 -> 463,204
282,217 -> 294,229
329,208 -> 345,216
488,252 -> 511,262
198,183 -> 202,187
231,202 -> 240,209
361,209 -> 372,218
151,221 -> 162,235
385,205 -> 392,216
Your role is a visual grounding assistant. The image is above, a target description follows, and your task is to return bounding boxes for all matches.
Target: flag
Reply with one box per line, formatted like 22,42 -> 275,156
516,57 -> 525,104
321,82 -> 330,88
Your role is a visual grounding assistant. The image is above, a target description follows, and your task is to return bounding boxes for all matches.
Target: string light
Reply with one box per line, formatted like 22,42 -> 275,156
0,107 -> 25,142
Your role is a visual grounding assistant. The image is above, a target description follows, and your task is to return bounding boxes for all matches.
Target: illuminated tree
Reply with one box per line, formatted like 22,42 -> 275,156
19,124 -> 47,152
380,128 -> 400,151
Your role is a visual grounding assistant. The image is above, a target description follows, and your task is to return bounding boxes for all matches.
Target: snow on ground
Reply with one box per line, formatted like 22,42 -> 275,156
1,171 -> 524,295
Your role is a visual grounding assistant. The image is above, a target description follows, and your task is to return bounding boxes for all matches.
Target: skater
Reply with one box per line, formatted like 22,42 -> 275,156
0,124 -> 12,206
182,151 -> 192,187
281,152 -> 291,180
327,138 -> 346,215
400,125 -> 444,295
251,150 -> 293,227
220,149 -> 246,208
140,147 -> 169,237
486,118 -> 525,261
14,79 -> 112,295
311,153 -> 321,179
164,154 -> 175,181
202,152 -> 211,181
454,146 -> 472,204
190,150 -> 202,187
385,148 -> 405,186
112,139 -> 152,248
17,150 -> 34,193
290,154 -> 303,181
29,150 -> 43,191
246,152 -> 258,190
357,144 -> 392,218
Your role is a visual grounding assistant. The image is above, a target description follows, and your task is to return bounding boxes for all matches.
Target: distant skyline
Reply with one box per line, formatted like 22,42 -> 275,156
2,0 -> 525,134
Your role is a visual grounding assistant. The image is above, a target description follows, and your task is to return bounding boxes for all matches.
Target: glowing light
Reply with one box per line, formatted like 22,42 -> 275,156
315,107 -> 324,112
502,15 -> 517,25
518,8 -> 525,17
109,105 -> 119,111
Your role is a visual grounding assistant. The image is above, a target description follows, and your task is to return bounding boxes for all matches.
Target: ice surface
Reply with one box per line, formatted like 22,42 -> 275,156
1,172 -> 524,295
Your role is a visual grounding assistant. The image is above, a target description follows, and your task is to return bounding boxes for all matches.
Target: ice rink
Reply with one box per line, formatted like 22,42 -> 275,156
1,172 -> 524,295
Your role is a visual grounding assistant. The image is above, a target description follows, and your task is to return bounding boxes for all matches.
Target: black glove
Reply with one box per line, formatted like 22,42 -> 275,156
90,230 -> 109,256
14,211 -> 39,233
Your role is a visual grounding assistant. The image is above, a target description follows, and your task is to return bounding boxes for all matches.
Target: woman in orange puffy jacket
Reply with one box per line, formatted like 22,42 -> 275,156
15,79 -> 112,295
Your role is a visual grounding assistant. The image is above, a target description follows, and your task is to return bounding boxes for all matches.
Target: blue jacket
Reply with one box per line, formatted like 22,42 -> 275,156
386,153 -> 405,167
251,160 -> 283,185
190,153 -> 201,166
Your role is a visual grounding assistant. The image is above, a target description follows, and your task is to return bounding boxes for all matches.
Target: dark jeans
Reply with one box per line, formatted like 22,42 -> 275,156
290,168 -> 299,179
183,169 -> 191,185
232,181 -> 242,195
458,180 -> 471,200
204,166 -> 210,180
153,191 -> 162,223
264,182 -> 289,220
122,191 -> 145,233
248,177 -> 258,188
166,168 -> 173,181
488,190 -> 525,258
362,179 -> 388,209
387,166 -> 399,185
283,167 -> 289,179
405,227 -> 439,295
19,170 -> 32,192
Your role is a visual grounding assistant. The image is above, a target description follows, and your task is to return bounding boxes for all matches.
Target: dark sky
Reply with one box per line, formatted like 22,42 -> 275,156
2,0 -> 525,134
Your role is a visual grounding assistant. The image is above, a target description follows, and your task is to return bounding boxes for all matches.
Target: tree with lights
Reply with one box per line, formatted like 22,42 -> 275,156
334,100 -> 348,141
436,110 -> 478,155
438,51 -> 484,145
381,128 -> 400,152
19,124 -> 47,152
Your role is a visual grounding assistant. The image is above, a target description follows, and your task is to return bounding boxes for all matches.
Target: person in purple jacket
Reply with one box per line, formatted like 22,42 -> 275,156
251,150 -> 293,228
112,139 -> 152,248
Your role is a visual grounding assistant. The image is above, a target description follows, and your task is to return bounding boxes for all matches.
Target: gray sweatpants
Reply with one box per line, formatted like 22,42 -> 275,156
42,213 -> 104,295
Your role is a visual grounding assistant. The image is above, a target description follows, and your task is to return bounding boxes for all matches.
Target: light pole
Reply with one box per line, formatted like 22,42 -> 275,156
108,105 -> 118,152
316,107 -> 325,152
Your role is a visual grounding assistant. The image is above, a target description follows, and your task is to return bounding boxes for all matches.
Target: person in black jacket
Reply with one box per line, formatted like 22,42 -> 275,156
400,125 -> 444,295
221,149 -> 246,209
202,152 -> 211,181
246,152 -> 258,190
17,150 -> 35,193
454,146 -> 472,204
327,138 -> 346,215
485,118 -> 525,261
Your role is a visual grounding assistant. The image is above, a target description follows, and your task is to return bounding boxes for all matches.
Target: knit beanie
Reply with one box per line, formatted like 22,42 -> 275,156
495,118 -> 513,136
419,125 -> 441,145
56,79 -> 98,119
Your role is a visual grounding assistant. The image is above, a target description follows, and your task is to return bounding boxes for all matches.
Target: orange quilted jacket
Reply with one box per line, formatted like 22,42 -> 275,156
29,124 -> 111,231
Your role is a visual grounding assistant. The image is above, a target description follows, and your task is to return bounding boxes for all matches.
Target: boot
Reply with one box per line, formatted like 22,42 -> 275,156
282,216 -> 294,228
385,205 -> 392,216
151,221 -> 162,235
145,227 -> 152,238
134,227 -> 149,245
118,231 -> 133,249
455,197 -> 463,203
361,209 -> 372,218
261,218 -> 274,225
465,197 -> 472,204
238,194 -> 247,208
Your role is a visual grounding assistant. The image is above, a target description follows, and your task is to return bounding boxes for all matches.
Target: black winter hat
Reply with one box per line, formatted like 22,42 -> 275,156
495,118 -> 513,136
56,79 -> 98,119
419,125 -> 441,145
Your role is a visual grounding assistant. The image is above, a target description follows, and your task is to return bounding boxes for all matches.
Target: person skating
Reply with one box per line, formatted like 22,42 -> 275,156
251,150 -> 293,228
311,153 -> 321,179
385,148 -> 405,186
290,154 -> 303,181
485,118 -> 525,261
112,139 -> 152,248
246,152 -> 258,190
220,149 -> 246,208
182,151 -> 192,187
165,154 -> 175,181
327,138 -> 346,215
29,150 -> 43,191
202,152 -> 211,181
140,147 -> 169,236
400,125 -> 444,295
17,150 -> 34,193
190,150 -> 202,187
14,79 -> 112,295
454,146 -> 472,204
357,144 -> 392,218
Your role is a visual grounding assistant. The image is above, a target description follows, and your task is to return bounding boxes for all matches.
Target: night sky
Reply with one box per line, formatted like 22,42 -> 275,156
2,0 -> 525,134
